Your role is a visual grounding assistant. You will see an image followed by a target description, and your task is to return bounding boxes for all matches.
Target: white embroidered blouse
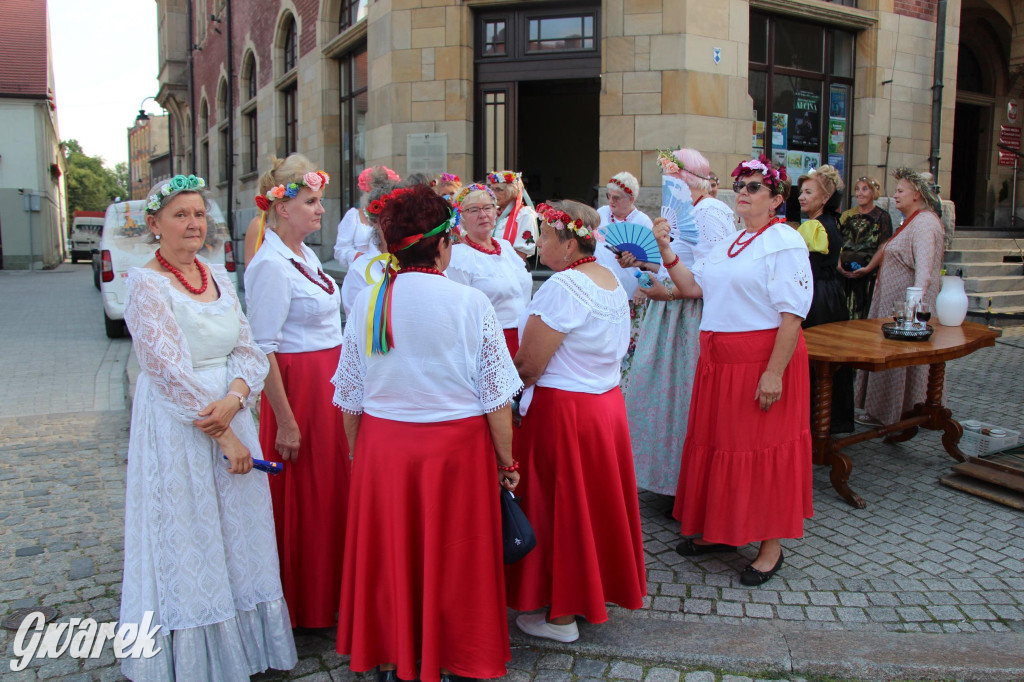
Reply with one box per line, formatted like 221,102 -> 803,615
446,238 -> 533,328
332,273 -> 523,423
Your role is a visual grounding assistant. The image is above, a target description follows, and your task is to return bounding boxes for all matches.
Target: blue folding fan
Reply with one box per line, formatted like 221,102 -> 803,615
661,175 -> 699,244
602,222 -> 662,264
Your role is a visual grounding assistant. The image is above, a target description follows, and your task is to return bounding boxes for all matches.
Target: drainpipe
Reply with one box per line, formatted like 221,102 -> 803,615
929,0 -> 948,191
226,0 -> 235,243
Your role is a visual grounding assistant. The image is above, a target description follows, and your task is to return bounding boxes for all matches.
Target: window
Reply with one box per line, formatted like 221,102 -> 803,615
283,18 -> 297,73
278,14 -> 299,157
340,0 -> 369,31
338,45 -> 368,209
219,124 -> 230,183
195,0 -> 207,43
527,15 -> 595,53
483,89 -> 507,172
245,110 -> 258,173
242,52 -> 258,173
748,13 -> 855,215
217,77 -> 228,122
199,99 -> 210,182
283,86 -> 297,155
483,20 -> 507,56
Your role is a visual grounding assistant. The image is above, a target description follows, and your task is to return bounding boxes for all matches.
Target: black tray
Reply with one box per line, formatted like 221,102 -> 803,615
882,322 -> 934,341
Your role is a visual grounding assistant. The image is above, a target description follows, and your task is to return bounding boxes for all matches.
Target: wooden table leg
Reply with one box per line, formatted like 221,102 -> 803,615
922,361 -> 966,462
812,361 -> 865,509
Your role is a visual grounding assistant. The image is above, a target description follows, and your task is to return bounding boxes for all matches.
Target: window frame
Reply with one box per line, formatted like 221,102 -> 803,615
337,43 -> 369,210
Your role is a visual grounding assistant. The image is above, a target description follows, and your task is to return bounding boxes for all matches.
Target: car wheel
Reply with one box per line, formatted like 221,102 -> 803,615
104,312 -> 124,338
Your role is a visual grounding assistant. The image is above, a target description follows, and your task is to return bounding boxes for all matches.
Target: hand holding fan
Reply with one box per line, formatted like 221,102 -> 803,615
661,175 -> 699,244
602,222 -> 662,265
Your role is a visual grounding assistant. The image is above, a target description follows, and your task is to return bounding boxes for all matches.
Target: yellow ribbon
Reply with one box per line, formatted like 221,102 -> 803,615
254,211 -> 267,253
365,252 -> 398,354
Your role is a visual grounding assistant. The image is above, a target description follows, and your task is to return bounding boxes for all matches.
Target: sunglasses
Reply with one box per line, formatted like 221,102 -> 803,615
733,180 -> 768,194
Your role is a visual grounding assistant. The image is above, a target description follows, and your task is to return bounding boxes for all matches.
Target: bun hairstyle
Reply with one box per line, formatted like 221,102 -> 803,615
379,184 -> 452,268
258,154 -> 315,226
539,199 -> 600,256
799,165 -> 844,214
363,167 -> 402,224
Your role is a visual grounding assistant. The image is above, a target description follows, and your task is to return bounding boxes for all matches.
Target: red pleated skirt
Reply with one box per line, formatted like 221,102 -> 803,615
337,415 -> 510,682
505,387 -> 646,623
259,345 -> 350,628
672,329 -> 813,545
503,328 -> 520,359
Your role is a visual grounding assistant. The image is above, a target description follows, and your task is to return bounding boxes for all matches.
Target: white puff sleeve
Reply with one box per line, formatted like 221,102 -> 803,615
527,276 -> 589,334
331,316 -> 366,414
476,308 -> 524,412
215,269 -> 270,401
244,258 -> 291,355
767,246 -> 813,319
124,271 -> 220,423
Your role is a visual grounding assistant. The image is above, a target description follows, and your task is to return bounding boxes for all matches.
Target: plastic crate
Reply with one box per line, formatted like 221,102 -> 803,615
959,422 -> 1021,457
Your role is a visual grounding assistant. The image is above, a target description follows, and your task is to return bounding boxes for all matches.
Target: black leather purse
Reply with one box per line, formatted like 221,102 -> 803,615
500,489 -> 536,564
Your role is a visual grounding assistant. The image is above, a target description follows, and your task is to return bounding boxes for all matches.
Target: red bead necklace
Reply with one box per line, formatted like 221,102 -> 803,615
693,195 -> 706,207
463,236 -> 501,256
289,259 -> 335,295
156,249 -> 209,294
399,266 -> 445,276
727,217 -> 787,258
566,256 -> 597,270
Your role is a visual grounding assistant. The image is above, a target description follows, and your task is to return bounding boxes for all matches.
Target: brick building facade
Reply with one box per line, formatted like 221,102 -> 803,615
154,0 -> 1024,266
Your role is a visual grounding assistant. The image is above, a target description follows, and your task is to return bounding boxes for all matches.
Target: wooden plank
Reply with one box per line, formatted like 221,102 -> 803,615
950,462 -> 1024,493
939,473 -> 1024,510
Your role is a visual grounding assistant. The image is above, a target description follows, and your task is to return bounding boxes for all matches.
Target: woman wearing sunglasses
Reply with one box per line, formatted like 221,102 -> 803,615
652,157 -> 813,587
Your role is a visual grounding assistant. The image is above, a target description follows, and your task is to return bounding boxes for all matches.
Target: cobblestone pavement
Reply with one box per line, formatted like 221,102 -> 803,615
2,267 -> 1023,679
0,265 -> 130,418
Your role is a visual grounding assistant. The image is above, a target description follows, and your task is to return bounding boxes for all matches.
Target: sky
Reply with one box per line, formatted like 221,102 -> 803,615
50,0 -> 160,169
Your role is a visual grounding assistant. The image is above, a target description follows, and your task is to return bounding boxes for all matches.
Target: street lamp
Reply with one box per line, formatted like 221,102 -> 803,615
135,96 -> 161,126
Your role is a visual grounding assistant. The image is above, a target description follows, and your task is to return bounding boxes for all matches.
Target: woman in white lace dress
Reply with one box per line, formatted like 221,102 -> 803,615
332,184 -> 523,682
446,183 -> 533,357
506,200 -> 646,644
120,175 -> 296,681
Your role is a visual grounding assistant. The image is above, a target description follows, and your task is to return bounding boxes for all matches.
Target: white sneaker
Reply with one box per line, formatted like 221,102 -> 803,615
515,612 -> 579,643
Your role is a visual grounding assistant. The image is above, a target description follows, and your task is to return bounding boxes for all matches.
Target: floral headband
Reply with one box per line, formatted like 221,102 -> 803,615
607,177 -> 634,197
487,171 -> 521,185
656,148 -> 712,181
430,173 -> 461,187
731,154 -> 788,194
892,167 -> 942,214
358,165 -> 400,193
255,171 -> 329,211
453,183 -> 496,208
146,174 -> 207,212
367,186 -> 415,216
536,203 -> 594,240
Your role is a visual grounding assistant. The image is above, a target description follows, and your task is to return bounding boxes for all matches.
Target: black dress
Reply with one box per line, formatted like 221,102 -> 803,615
801,212 -> 854,433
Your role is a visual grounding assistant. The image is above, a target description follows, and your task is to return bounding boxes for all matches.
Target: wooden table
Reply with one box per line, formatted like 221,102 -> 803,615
802,319 -> 999,508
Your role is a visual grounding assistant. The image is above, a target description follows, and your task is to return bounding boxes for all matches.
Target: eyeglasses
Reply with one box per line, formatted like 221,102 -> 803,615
605,192 -> 628,201
733,180 -> 768,194
462,204 -> 498,217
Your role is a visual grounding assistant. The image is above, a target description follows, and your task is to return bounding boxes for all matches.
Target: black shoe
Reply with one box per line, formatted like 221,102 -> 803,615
440,675 -> 460,682
739,551 -> 784,586
675,537 -> 737,556
378,669 -> 399,682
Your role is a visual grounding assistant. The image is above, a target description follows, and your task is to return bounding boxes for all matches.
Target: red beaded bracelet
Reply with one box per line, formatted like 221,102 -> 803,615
664,254 -> 680,269
497,459 -> 519,472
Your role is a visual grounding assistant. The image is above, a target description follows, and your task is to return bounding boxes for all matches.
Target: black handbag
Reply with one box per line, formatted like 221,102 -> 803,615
500,489 -> 536,564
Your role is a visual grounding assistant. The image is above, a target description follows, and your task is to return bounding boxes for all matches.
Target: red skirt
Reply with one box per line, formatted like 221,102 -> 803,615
337,415 -> 510,682
505,387 -> 646,623
503,328 -> 520,359
673,329 -> 813,545
259,345 -> 350,628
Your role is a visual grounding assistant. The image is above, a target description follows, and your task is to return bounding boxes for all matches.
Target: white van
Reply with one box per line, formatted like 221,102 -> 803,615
97,198 -> 238,338
69,211 -> 105,263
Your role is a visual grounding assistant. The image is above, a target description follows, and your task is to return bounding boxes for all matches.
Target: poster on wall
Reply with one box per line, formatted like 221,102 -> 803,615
753,120 -> 765,152
772,113 -> 788,148
828,118 -> 846,154
828,154 -> 845,176
772,149 -> 788,169
829,86 -> 847,119
787,150 -> 804,169
801,152 -> 820,172
790,89 -> 821,148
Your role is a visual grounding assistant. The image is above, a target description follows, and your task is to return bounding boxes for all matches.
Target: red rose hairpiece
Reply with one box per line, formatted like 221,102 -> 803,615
731,154 -> 788,193
607,177 -> 634,197
367,186 -> 415,216
255,194 -> 270,211
536,203 -> 594,240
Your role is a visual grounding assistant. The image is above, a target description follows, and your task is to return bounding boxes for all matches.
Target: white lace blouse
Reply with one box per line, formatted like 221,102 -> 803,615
493,204 -> 538,257
333,273 -> 523,423
520,269 -> 630,394
244,229 -> 342,355
691,223 -> 812,332
669,197 -> 736,268
446,238 -> 533,328
341,243 -> 383,318
333,206 -> 374,266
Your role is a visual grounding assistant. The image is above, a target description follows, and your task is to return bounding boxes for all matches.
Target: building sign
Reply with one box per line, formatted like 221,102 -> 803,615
406,133 -> 447,173
1008,99 -> 1019,124
999,125 -> 1021,166
790,90 -> 821,149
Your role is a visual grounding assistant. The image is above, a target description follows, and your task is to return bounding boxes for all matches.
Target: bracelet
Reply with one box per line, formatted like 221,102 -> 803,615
667,287 -> 675,302
497,459 -> 519,472
664,254 -> 680,269
227,390 -> 246,410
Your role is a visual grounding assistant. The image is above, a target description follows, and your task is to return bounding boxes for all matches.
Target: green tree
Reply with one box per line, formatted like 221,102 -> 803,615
62,139 -> 124,214
114,162 -> 130,201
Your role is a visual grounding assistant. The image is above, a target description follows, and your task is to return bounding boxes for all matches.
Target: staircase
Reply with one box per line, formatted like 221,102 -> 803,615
943,236 -> 1024,325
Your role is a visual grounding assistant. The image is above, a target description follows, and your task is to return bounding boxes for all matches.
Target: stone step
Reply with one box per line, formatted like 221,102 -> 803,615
968,290 -> 1024,310
949,237 -> 1024,250
966,310 -> 1024,326
944,262 -> 1024,278
944,249 -> 1021,264
963,276 -> 1024,293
